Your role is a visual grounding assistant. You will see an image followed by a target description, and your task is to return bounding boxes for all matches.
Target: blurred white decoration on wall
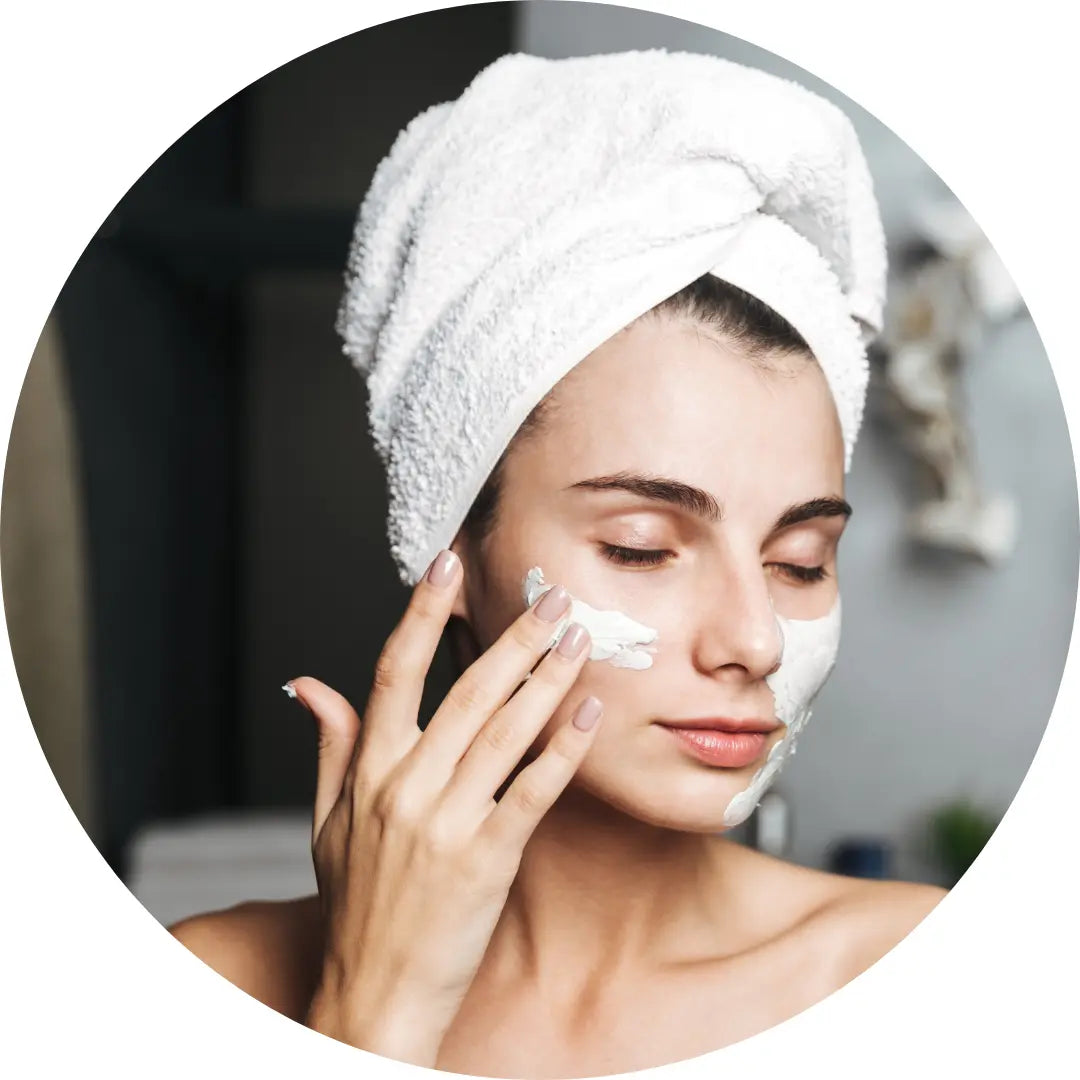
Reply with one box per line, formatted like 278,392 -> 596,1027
877,197 -> 1026,564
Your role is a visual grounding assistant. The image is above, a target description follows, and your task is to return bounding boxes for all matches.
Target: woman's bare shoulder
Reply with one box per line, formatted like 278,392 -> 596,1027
168,894 -> 324,1022
804,871 -> 949,981
730,847 -> 947,985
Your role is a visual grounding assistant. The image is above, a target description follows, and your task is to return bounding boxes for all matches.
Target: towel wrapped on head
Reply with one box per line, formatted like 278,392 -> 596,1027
337,50 -> 887,585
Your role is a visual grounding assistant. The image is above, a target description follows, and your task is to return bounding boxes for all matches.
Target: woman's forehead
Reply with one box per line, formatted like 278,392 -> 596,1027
527,318 -> 845,498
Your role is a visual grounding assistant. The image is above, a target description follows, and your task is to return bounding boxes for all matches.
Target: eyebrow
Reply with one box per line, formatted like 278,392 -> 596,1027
566,472 -> 852,531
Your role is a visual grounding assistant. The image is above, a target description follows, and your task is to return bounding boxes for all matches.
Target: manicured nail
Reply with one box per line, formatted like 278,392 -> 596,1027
557,623 -> 589,659
426,549 -> 459,587
572,696 -> 603,731
535,585 -> 571,622
282,681 -> 311,712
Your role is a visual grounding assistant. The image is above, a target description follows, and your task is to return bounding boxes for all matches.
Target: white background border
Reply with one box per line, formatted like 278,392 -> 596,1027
2,1 -> 1076,1075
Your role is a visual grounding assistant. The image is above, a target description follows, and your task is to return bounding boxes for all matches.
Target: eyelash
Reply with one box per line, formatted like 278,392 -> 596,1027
599,543 -> 829,583
775,563 -> 829,583
600,543 -> 671,567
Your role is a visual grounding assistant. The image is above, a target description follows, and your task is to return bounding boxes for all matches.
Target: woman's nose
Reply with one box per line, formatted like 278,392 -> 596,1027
689,565 -> 784,681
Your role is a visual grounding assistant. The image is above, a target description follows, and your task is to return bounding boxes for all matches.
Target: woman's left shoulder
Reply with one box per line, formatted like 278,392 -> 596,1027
809,875 -> 949,979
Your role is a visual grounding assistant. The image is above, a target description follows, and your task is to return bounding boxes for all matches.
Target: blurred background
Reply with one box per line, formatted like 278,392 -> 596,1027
2,2 -> 1074,928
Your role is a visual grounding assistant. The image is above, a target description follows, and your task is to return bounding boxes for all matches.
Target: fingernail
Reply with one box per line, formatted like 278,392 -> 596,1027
535,585 -> 571,622
572,696 -> 603,731
426,549 -> 459,587
557,622 -> 589,659
282,681 -> 311,712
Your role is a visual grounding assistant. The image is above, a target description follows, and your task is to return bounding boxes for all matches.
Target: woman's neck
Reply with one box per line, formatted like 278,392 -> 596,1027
481,780 -> 746,1003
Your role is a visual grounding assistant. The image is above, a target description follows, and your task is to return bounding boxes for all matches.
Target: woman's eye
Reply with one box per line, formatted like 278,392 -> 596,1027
600,543 -> 674,567
770,562 -> 829,584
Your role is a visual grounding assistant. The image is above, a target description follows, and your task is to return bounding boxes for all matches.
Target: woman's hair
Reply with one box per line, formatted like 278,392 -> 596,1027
461,274 -> 813,547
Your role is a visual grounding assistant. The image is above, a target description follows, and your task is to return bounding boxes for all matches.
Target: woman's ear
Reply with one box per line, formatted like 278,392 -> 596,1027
446,530 -> 482,671
448,531 -> 472,621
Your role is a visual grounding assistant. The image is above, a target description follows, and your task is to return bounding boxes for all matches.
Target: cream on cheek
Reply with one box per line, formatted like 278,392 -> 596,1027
521,566 -> 659,669
722,596 -> 842,827
519,564 -> 840,829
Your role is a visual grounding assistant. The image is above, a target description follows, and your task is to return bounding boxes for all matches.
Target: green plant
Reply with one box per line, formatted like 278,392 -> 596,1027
928,798 -> 1000,885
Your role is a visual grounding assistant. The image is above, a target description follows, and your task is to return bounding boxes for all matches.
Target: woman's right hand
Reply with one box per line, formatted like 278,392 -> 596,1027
290,549 -> 603,1065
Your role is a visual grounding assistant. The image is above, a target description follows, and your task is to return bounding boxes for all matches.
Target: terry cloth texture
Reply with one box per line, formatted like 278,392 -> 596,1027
337,50 -> 887,585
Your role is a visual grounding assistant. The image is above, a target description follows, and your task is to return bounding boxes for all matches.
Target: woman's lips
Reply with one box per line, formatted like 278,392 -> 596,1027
656,719 -> 777,768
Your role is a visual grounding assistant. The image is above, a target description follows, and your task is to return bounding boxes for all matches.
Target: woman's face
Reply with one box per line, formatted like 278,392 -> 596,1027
451,313 -> 848,832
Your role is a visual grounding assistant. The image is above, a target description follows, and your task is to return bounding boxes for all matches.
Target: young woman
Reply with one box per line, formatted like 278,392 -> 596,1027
170,51 -> 947,1078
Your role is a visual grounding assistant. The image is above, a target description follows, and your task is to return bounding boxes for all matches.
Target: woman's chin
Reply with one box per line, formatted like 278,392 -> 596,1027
569,755 -> 768,834
556,716 -> 791,831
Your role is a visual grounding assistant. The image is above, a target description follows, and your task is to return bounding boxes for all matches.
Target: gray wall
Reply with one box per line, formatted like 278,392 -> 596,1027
518,2 -> 1076,882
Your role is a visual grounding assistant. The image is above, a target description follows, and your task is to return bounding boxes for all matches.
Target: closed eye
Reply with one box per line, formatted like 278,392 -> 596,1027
601,545 -> 829,584
599,543 -> 673,567
771,563 -> 828,584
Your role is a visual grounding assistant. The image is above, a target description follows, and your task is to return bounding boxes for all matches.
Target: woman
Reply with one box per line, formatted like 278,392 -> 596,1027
170,51 -> 947,1077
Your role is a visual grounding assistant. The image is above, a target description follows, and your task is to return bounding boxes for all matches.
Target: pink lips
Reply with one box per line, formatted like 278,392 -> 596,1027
656,717 -> 778,768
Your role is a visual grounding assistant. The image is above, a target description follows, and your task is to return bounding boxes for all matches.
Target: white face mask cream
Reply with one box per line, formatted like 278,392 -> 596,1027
522,566 -> 659,670
722,597 -> 842,827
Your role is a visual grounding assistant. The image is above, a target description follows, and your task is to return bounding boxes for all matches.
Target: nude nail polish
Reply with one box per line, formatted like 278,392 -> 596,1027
535,585 -> 571,622
572,696 -> 603,731
557,623 -> 589,659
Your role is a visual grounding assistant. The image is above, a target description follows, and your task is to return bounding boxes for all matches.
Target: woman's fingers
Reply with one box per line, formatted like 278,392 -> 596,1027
414,584 -> 573,779
436,623 -> 593,820
363,549 -> 463,756
287,675 -> 362,844
478,694 -> 604,854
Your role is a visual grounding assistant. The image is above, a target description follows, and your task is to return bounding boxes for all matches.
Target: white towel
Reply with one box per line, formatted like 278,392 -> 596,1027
337,50 -> 887,585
